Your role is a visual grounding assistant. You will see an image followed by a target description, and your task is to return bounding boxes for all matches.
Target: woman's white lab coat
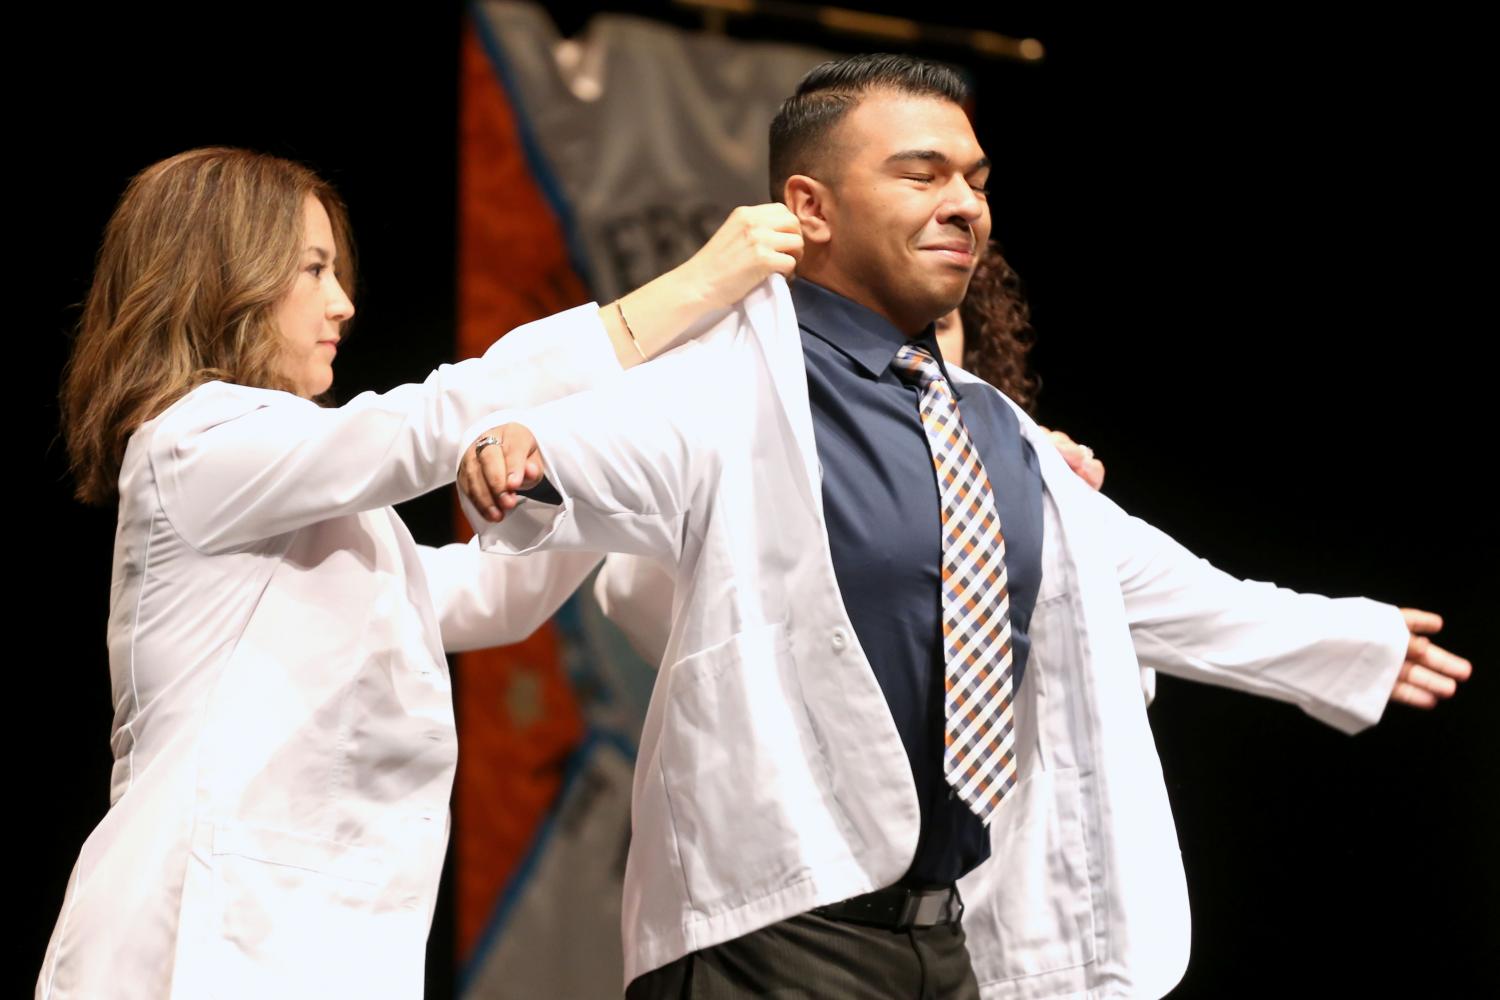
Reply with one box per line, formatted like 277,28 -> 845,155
36,305 -> 616,1000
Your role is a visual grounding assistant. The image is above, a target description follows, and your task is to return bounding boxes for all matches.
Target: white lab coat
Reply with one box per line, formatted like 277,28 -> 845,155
37,305 -> 619,1000
467,277 -> 1409,997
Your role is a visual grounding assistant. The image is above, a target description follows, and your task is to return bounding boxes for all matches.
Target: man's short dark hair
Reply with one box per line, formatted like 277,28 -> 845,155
768,54 -> 969,201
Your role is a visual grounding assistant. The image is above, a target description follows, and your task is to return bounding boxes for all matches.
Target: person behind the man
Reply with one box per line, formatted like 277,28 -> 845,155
457,55 -> 1471,999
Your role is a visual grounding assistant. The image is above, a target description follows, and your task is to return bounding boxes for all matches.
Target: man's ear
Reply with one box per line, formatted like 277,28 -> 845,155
783,175 -> 832,245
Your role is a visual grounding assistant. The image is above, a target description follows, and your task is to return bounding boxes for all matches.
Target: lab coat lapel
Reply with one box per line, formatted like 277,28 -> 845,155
741,276 -> 824,520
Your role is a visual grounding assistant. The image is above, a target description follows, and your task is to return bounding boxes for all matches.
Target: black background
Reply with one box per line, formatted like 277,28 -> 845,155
20,3 -> 1494,997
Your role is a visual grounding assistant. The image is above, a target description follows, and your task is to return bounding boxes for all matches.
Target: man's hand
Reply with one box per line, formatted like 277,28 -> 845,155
1042,427 -> 1106,491
1390,608 -> 1472,708
460,424 -> 543,523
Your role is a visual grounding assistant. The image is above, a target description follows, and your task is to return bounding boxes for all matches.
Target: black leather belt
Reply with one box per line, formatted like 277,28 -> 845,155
813,884 -> 964,930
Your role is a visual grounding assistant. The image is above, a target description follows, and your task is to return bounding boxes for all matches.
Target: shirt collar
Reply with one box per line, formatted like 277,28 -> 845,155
790,278 -> 963,397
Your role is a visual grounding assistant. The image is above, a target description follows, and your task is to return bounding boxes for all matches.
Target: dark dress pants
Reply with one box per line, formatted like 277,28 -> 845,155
625,909 -> 982,1000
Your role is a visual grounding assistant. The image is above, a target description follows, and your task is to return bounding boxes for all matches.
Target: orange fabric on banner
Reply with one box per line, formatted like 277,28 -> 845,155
455,17 -> 591,962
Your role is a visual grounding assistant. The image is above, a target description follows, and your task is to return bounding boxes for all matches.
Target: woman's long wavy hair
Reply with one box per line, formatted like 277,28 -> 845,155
958,242 -> 1039,414
61,147 -> 355,505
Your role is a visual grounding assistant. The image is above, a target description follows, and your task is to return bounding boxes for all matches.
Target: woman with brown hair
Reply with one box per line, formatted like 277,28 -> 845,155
936,241 -> 1106,490
38,147 -> 801,999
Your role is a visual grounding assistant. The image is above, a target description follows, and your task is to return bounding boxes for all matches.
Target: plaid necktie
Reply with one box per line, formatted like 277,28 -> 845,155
892,343 -> 1018,824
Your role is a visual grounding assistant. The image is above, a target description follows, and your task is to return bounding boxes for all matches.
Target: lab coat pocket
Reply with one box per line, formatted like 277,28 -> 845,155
658,621 -> 847,916
206,822 -> 392,982
961,767 -> 1097,986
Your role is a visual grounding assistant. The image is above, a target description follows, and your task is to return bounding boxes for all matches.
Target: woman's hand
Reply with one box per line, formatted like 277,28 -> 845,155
460,424 -> 543,523
602,204 -> 803,367
678,203 -> 804,311
1041,427 -> 1106,491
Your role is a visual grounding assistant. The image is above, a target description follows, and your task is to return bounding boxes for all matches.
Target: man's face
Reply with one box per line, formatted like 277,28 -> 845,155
817,92 -> 991,333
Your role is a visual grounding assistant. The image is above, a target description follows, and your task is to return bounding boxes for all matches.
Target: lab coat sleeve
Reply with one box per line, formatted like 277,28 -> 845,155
1097,490 -> 1409,734
150,304 -> 618,554
593,553 -> 677,667
460,338 -> 721,566
416,540 -> 604,652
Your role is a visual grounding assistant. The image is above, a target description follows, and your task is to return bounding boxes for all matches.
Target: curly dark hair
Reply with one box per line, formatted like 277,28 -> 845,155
958,242 -> 1039,414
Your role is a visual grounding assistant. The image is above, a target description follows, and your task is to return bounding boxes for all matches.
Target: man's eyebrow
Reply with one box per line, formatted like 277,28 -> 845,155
885,150 -> 992,174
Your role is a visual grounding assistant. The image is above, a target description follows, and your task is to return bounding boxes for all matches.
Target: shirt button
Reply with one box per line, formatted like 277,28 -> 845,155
831,628 -> 848,652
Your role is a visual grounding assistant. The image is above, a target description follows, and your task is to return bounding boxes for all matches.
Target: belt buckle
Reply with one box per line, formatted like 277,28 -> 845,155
896,891 -> 922,930
906,887 -> 962,928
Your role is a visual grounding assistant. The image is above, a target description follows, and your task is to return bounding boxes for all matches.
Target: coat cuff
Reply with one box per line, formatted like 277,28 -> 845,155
460,410 -> 576,555
1301,599 -> 1409,734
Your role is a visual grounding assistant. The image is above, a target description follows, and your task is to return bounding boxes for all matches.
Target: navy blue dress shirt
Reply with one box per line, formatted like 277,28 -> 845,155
792,278 -> 1046,887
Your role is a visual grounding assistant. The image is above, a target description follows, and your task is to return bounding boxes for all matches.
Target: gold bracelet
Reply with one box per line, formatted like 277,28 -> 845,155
617,299 -> 648,362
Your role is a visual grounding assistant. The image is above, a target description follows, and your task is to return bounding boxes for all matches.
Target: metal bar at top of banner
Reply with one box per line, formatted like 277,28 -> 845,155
672,0 -> 1045,62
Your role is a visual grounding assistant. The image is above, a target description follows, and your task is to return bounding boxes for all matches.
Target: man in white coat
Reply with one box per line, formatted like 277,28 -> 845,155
460,55 -> 1471,999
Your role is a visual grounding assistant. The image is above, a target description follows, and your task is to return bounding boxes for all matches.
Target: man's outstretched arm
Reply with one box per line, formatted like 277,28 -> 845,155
1094,489 -> 1472,731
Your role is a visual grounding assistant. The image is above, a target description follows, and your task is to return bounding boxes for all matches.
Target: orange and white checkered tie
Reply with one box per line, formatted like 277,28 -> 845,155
893,343 -> 1018,823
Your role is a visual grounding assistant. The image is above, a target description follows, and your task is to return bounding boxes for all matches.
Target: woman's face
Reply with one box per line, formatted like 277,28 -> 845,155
935,307 -> 965,368
274,195 -> 354,398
